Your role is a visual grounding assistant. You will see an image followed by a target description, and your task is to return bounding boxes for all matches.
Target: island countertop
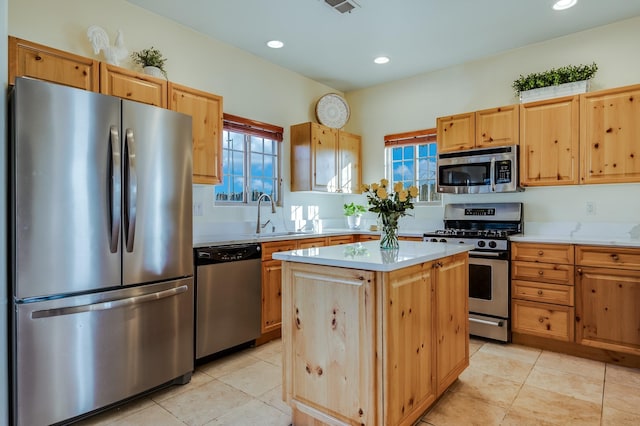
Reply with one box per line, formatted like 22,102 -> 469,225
272,240 -> 473,272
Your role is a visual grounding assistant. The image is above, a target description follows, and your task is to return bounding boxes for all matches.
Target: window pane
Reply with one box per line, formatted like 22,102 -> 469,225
392,147 -> 402,161
251,136 -> 264,153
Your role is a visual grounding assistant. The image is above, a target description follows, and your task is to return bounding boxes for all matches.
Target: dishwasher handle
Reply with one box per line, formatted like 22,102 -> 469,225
195,243 -> 262,265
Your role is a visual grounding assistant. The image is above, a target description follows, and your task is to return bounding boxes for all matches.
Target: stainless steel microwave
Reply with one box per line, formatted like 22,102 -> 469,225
437,145 -> 520,194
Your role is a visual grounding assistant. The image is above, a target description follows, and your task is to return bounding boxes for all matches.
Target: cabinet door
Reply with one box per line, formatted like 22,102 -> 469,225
282,263 -> 376,425
384,263 -> 436,425
576,266 -> 640,355
436,112 -> 475,153
338,131 -> 362,193
261,260 -> 283,333
100,63 -> 167,107
520,96 -> 579,186
580,84 -> 640,184
434,253 -> 469,395
9,36 -> 98,91
475,105 -> 519,148
312,123 -> 339,191
169,83 -> 223,185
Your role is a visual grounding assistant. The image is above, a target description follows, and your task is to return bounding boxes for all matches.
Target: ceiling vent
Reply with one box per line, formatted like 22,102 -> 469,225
324,0 -> 360,14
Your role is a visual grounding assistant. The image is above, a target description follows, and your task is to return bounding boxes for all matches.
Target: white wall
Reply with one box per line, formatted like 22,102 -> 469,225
1,0 -> 9,421
346,16 -> 640,227
8,0 -> 349,234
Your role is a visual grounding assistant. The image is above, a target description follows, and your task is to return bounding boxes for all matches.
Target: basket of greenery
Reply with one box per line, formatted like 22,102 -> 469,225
513,62 -> 598,103
130,47 -> 168,79
343,202 -> 367,229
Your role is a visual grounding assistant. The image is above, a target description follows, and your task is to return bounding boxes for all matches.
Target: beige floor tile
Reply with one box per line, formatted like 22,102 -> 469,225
158,379 -> 252,426
75,397 -> 156,425
500,410 -> 558,426
602,406 -> 640,426
422,390 -> 507,426
605,363 -> 640,389
449,367 -> 522,408
604,381 -> 640,415
479,342 -> 541,365
261,351 -> 283,367
198,350 -> 261,379
535,350 -> 605,381
508,384 -> 601,425
217,359 -> 283,397
205,399 -> 291,426
525,365 -> 603,404
151,370 -> 215,403
249,339 -> 283,361
468,351 -> 534,383
258,385 -> 292,416
469,337 -> 485,357
106,404 -> 183,426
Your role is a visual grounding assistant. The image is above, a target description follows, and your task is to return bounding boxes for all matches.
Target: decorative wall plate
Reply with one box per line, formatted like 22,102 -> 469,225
315,93 -> 350,129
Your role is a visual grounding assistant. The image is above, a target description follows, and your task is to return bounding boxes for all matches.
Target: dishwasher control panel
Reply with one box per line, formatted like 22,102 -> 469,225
195,243 -> 262,264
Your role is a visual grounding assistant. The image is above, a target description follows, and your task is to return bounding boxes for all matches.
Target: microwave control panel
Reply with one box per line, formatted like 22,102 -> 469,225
495,160 -> 512,184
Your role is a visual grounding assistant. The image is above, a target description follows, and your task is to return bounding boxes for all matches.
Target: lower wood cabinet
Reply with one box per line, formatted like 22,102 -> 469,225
512,299 -> 574,341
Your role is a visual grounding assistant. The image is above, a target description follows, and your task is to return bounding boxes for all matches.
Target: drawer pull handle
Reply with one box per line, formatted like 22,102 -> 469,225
538,250 -> 544,255
611,254 -> 619,261
537,290 -> 543,295
538,271 -> 544,275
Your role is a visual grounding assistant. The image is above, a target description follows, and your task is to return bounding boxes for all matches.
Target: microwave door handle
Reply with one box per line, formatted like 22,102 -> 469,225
490,157 -> 496,192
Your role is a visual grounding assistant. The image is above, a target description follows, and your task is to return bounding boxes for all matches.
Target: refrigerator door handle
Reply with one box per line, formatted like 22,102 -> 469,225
31,285 -> 189,319
124,128 -> 137,252
109,126 -> 121,253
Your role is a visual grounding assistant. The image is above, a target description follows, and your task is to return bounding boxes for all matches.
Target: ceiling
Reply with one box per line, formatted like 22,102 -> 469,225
127,0 -> 640,92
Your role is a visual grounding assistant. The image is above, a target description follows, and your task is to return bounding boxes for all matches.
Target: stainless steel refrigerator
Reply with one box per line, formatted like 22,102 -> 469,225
9,77 -> 194,426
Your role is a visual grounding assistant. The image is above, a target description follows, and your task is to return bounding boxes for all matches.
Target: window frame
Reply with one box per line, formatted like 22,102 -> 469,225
384,128 -> 441,205
214,114 -> 283,205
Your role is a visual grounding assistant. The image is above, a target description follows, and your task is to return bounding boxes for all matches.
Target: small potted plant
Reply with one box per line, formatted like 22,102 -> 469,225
513,62 -> 598,103
130,46 -> 168,79
343,202 -> 367,230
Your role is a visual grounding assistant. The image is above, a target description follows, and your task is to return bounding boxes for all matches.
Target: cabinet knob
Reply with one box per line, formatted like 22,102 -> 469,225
538,270 -> 544,275
538,317 -> 544,323
538,250 -> 544,256
537,290 -> 543,295
611,254 -> 620,261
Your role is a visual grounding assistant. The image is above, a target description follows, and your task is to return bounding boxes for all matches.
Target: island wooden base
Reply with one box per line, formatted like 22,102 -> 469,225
281,252 -> 469,426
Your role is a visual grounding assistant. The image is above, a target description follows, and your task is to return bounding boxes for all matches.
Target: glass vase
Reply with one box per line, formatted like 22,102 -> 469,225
379,213 -> 400,250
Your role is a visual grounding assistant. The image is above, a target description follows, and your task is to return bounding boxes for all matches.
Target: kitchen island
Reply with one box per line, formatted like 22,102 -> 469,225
273,241 -> 472,426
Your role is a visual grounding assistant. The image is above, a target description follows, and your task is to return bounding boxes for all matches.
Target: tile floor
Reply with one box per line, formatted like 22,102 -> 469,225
77,337 -> 640,426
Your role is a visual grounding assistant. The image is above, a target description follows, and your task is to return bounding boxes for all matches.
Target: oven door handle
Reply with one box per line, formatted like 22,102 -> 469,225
470,317 -> 504,327
469,250 -> 505,257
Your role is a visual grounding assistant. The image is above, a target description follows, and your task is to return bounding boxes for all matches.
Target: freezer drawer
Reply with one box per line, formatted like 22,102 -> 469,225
13,278 -> 194,426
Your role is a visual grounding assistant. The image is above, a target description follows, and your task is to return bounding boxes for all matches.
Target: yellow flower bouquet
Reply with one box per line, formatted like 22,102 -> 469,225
361,179 -> 418,249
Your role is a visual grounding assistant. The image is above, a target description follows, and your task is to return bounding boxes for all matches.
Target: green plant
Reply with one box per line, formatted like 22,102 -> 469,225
130,46 -> 168,78
343,202 -> 367,216
512,62 -> 598,96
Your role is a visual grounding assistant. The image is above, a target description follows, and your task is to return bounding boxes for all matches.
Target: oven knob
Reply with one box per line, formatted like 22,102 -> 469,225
430,238 -> 439,243
477,240 -> 486,248
488,241 -> 497,248
439,238 -> 447,243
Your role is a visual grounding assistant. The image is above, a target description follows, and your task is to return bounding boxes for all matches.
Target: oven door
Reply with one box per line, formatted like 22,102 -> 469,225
468,251 -> 510,341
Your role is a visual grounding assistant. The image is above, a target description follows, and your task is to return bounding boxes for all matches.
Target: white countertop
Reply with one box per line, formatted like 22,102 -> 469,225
272,240 -> 473,272
510,234 -> 640,248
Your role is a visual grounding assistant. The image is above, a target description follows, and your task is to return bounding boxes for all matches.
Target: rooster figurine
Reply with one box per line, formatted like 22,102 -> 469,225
87,25 -> 128,66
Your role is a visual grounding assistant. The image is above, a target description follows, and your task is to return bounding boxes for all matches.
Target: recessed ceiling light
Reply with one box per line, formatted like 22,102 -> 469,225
266,40 -> 284,49
374,56 -> 390,64
553,0 -> 577,11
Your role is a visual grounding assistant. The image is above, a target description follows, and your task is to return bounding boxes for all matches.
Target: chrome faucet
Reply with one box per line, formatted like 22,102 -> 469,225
256,193 -> 276,233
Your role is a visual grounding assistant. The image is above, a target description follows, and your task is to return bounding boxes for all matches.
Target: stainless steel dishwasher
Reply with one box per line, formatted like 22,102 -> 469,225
195,243 -> 262,359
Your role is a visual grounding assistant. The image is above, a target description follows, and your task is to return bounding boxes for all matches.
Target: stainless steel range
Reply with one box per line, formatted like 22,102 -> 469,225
424,202 -> 523,342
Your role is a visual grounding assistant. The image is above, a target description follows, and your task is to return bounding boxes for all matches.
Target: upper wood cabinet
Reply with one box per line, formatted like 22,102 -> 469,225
169,83 -> 223,185
437,105 -> 518,153
9,36 -> 99,91
580,84 -> 640,184
519,96 -> 579,186
290,122 -> 362,193
100,63 -> 167,108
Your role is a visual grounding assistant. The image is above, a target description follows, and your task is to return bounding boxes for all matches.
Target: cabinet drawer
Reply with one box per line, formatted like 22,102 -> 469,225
512,280 -> 574,306
512,299 -> 574,341
511,261 -> 574,285
297,237 -> 327,249
511,242 -> 573,264
327,235 -> 355,245
576,245 -> 640,270
261,241 -> 298,261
